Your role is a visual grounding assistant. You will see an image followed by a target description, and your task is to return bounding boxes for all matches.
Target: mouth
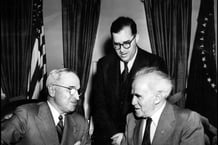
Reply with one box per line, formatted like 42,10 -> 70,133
134,107 -> 140,111
70,101 -> 77,105
120,54 -> 128,59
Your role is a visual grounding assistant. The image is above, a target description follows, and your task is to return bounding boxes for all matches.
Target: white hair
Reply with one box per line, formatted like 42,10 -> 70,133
46,68 -> 77,87
134,67 -> 173,98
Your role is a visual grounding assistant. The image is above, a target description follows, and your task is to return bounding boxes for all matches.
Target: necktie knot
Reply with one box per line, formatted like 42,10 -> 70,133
58,115 -> 63,121
146,117 -> 152,124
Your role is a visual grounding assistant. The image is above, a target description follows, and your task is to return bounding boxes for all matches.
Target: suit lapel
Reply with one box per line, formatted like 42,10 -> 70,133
128,115 -> 144,145
108,57 -> 121,97
152,102 -> 176,145
35,102 -> 59,145
129,48 -> 145,76
135,119 -> 144,145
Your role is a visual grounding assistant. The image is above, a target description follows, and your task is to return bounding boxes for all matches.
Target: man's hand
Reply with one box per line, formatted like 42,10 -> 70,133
111,133 -> 124,145
74,141 -> 81,145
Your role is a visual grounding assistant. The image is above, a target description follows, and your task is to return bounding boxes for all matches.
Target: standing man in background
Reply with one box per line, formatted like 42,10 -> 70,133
1,68 -> 91,145
92,16 -> 168,145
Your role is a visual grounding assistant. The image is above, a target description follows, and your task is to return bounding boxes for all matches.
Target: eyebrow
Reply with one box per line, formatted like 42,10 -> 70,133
132,93 -> 141,98
68,86 -> 77,89
114,35 -> 135,44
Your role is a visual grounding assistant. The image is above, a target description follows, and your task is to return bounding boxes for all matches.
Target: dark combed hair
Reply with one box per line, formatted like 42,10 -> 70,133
110,16 -> 137,35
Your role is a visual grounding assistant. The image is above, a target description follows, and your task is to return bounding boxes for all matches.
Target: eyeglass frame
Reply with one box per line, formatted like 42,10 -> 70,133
113,35 -> 136,50
52,84 -> 82,96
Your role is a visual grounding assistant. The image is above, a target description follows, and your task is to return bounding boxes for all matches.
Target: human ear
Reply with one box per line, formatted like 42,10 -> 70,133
135,34 -> 139,43
48,85 -> 55,97
154,93 -> 162,104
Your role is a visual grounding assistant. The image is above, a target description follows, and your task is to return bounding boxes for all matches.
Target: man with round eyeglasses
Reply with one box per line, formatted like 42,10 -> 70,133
1,68 -> 91,145
92,16 -> 168,145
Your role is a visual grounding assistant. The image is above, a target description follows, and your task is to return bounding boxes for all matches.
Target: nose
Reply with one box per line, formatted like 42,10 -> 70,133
132,95 -> 136,105
74,91 -> 80,100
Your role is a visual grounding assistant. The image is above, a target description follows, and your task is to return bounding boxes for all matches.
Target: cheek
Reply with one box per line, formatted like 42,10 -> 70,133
56,93 -> 70,104
129,47 -> 136,55
139,100 -> 147,111
62,95 -> 72,104
139,98 -> 153,112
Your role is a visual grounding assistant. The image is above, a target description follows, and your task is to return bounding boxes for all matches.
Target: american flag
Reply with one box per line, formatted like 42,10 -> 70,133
186,0 -> 217,126
27,0 -> 47,99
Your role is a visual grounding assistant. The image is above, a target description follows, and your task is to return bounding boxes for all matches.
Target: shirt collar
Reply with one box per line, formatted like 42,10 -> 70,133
47,101 -> 65,125
120,47 -> 138,72
150,101 -> 166,127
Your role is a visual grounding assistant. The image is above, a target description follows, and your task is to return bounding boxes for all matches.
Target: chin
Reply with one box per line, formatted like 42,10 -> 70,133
134,110 -> 143,117
121,57 -> 129,62
67,106 -> 76,112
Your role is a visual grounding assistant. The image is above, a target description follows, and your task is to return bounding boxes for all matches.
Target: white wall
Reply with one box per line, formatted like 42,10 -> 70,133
43,0 -> 63,73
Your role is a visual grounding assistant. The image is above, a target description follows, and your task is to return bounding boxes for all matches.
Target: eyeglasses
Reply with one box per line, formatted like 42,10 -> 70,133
113,35 -> 136,50
52,84 -> 82,96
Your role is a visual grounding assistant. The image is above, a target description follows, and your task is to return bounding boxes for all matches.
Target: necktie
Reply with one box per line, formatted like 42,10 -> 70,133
56,115 -> 64,142
121,62 -> 128,83
142,117 -> 152,145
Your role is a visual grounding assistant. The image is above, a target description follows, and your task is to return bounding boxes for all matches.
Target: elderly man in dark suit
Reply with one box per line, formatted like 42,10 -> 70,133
92,16 -> 167,145
1,68 -> 91,145
119,67 -> 204,145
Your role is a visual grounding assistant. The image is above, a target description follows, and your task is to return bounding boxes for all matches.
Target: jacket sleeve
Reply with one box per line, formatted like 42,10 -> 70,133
180,111 -> 205,145
121,113 -> 135,145
80,119 -> 91,145
1,106 -> 28,144
92,59 -> 118,137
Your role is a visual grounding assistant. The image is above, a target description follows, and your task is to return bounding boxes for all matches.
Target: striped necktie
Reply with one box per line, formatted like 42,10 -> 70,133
56,115 -> 64,142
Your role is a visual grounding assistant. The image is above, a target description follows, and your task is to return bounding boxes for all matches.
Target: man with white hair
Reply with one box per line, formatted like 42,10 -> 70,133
117,67 -> 204,145
1,68 -> 91,145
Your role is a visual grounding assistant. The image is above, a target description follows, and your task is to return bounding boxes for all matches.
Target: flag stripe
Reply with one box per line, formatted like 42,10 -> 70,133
28,0 -> 47,99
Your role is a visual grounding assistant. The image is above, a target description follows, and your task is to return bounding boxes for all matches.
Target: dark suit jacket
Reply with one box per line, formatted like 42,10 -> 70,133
1,102 -> 91,145
122,102 -> 204,145
92,48 -> 167,145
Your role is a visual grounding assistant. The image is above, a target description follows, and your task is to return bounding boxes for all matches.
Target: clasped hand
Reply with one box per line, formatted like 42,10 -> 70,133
111,133 -> 124,145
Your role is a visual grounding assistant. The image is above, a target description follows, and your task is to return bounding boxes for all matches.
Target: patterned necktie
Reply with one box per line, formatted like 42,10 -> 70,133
142,117 -> 152,145
121,62 -> 128,83
56,115 -> 64,142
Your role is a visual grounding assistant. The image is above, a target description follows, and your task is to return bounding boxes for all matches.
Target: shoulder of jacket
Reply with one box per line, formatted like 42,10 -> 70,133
172,104 -> 200,121
139,48 -> 162,59
98,53 -> 117,63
